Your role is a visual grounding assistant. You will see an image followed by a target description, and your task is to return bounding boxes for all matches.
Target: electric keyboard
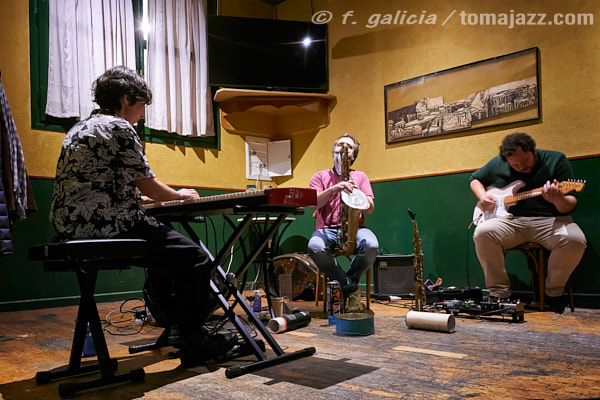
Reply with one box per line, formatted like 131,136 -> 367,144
143,187 -> 316,217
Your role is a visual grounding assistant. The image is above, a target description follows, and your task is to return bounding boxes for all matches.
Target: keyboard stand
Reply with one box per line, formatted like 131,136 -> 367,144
163,205 -> 316,378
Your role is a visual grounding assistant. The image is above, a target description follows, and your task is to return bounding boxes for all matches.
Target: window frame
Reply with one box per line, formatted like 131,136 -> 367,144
28,0 -> 220,149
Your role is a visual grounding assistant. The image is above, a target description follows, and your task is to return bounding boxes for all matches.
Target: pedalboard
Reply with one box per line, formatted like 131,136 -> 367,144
425,287 -> 484,304
434,297 -> 525,322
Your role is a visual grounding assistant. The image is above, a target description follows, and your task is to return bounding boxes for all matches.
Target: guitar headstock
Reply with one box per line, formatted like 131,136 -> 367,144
558,180 -> 586,193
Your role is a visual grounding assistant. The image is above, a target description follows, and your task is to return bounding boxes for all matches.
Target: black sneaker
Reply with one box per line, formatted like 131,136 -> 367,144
179,331 -> 238,367
341,277 -> 359,297
545,295 -> 565,314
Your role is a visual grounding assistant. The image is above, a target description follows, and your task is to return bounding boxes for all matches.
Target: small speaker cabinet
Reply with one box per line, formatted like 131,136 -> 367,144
372,254 -> 415,296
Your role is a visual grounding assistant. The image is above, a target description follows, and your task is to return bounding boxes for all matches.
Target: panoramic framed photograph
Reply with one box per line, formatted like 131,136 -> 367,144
384,47 -> 540,144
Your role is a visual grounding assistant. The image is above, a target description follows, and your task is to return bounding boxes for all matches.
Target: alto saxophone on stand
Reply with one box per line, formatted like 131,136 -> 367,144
404,209 -> 456,333
408,209 -> 425,312
333,144 -> 370,257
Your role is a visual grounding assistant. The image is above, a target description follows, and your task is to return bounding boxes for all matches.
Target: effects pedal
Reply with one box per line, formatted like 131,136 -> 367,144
435,297 -> 525,322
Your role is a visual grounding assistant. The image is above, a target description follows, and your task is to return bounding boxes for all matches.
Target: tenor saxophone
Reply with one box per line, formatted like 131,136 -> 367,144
408,209 -> 425,312
333,144 -> 369,257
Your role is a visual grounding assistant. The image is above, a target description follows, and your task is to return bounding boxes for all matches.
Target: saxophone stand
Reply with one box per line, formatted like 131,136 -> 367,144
404,209 -> 456,333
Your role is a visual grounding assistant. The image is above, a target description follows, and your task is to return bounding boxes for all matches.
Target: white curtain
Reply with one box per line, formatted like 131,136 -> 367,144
46,0 -> 136,119
145,0 -> 214,137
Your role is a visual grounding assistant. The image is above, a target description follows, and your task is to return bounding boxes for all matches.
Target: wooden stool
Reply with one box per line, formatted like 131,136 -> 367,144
504,242 -> 574,312
28,239 -> 148,398
315,268 -> 371,311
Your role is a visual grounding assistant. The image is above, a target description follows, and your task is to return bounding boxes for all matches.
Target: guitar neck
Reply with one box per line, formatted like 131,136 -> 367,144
503,180 -> 585,204
504,187 -> 542,204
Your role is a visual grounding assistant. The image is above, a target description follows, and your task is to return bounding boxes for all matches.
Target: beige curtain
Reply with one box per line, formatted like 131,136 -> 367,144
46,0 -> 136,119
145,0 -> 214,137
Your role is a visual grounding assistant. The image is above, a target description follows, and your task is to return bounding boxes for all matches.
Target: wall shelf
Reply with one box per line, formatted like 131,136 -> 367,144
214,88 -> 337,138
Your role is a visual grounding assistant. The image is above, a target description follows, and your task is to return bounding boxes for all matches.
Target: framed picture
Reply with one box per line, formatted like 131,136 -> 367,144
384,47 -> 540,144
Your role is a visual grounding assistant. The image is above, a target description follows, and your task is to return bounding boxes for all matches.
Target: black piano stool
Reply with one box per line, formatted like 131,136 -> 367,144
28,239 -> 148,398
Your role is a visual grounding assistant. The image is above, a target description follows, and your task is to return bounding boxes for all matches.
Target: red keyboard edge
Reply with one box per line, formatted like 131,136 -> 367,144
266,188 -> 317,207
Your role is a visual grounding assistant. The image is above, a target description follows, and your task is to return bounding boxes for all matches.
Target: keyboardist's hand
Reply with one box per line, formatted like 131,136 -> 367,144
140,195 -> 154,204
177,188 -> 200,200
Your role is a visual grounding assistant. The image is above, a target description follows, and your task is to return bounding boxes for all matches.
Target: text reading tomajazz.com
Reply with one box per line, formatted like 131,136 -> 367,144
311,10 -> 594,29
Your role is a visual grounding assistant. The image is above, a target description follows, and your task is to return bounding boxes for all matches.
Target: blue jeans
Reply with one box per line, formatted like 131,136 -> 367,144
307,227 -> 378,293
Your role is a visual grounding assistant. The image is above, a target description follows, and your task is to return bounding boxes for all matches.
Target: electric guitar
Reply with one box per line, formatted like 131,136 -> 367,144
472,179 -> 586,225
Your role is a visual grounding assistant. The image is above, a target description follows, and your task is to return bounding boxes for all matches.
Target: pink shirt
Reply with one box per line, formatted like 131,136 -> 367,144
310,169 -> 374,230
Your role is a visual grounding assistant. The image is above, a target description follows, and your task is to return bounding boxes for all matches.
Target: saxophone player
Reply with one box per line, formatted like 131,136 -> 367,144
307,134 -> 379,312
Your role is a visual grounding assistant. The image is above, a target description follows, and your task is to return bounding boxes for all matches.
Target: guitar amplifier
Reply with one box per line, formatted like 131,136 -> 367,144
372,254 -> 415,297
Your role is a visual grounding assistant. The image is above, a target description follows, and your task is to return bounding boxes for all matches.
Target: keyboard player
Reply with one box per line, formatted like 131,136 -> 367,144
49,66 -> 237,367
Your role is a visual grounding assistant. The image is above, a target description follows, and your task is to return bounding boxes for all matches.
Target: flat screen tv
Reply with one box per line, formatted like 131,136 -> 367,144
207,15 -> 329,93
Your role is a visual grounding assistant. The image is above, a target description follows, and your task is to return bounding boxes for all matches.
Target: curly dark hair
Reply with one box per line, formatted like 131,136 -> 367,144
333,133 -> 360,164
499,132 -> 536,161
92,66 -> 153,113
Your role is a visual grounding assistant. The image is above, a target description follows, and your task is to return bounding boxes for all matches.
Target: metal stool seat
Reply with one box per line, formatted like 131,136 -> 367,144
28,239 -> 148,398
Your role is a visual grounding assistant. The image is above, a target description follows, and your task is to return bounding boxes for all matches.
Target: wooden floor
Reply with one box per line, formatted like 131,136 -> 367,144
1,296 -> 600,400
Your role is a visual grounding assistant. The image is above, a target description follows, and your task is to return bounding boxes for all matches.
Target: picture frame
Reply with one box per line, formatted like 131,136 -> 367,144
384,47 -> 540,144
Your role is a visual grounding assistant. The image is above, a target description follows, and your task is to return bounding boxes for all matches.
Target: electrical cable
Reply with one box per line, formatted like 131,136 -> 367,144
226,244 -> 234,274
255,164 -> 262,188
201,213 -> 210,253
103,298 -> 156,336
207,215 -> 218,256
466,224 -> 473,290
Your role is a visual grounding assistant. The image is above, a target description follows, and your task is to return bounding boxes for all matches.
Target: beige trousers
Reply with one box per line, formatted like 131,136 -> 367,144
473,216 -> 587,298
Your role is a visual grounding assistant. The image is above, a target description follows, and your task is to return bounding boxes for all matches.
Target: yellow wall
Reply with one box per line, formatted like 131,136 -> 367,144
285,0 -> 600,188
0,0 -> 247,190
1,0 -> 599,191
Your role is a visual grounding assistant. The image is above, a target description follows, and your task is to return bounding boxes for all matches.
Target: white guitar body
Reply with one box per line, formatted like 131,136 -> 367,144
472,180 -> 525,225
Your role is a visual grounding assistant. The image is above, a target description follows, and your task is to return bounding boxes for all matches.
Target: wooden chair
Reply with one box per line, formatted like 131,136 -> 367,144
315,267 -> 371,311
28,239 -> 148,398
504,242 -> 574,312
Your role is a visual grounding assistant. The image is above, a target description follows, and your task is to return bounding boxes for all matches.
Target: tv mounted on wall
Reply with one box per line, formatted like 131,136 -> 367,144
207,15 -> 329,93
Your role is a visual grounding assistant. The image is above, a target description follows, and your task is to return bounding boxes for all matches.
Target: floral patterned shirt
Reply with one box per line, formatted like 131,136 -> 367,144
50,113 -> 160,239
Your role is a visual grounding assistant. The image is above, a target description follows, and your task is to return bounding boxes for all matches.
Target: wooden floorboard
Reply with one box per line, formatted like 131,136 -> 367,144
1,298 -> 600,400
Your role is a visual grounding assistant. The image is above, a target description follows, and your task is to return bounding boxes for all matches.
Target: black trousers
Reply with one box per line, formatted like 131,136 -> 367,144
117,220 -> 214,337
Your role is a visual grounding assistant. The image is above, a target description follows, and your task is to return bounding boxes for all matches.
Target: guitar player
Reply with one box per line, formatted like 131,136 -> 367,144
469,132 -> 587,313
